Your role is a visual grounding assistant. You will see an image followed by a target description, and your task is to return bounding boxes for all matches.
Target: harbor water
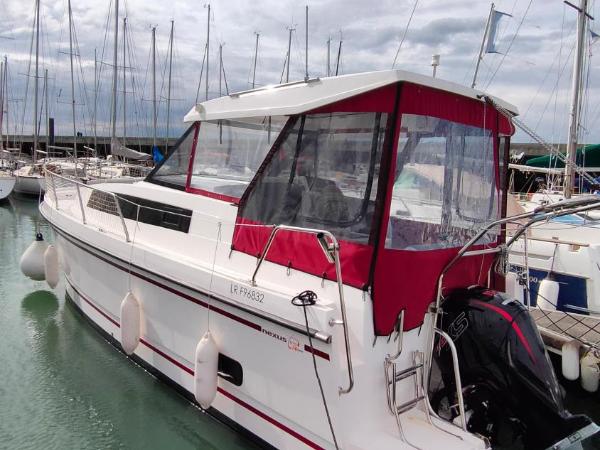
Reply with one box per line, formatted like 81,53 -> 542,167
2,195 -> 600,449
0,196 -> 259,449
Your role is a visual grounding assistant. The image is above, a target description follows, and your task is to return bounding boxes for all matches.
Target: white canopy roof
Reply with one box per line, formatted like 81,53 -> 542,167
184,69 -> 519,122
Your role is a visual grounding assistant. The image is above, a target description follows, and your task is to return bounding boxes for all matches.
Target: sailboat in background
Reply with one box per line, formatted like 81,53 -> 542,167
507,0 -> 600,320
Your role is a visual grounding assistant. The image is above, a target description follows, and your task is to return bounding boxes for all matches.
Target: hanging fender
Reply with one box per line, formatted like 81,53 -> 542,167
537,278 -> 559,311
194,331 -> 219,409
44,245 -> 60,289
120,292 -> 142,355
20,233 -> 48,281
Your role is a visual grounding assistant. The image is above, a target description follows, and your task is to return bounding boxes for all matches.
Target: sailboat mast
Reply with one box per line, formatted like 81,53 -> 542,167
472,3 -> 495,89
166,20 -> 174,152
252,32 -> 259,88
4,57 -> 8,149
152,26 -> 157,148
564,0 -> 589,198
110,0 -> 119,143
327,36 -> 331,77
205,4 -> 210,101
44,69 -> 48,148
0,61 -> 4,149
123,17 -> 127,145
33,0 -> 40,163
68,0 -> 77,160
93,48 -> 97,150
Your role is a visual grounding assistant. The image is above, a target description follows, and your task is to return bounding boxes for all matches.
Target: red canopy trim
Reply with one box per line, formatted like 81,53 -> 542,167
371,83 -> 502,335
233,217 -> 374,289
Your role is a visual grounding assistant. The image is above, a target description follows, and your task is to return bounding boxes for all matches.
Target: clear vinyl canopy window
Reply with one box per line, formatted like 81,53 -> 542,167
241,111 -> 388,244
387,113 -> 498,250
147,124 -> 197,188
189,117 -> 287,200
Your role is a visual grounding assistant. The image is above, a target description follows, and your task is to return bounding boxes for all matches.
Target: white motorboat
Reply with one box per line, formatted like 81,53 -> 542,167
41,70 -> 597,449
0,169 -> 15,200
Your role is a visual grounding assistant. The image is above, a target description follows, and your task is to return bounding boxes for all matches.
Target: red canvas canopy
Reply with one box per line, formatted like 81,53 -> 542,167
230,81 -> 513,335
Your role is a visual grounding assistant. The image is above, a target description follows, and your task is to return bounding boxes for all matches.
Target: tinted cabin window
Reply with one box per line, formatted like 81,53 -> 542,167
87,191 -> 192,233
189,116 -> 287,200
386,114 -> 498,250
146,123 -> 198,189
241,112 -> 387,244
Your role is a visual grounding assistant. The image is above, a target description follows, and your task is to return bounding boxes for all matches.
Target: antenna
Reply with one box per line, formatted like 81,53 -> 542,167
304,5 -> 309,81
286,26 -> 295,83
431,54 -> 440,78
326,36 -> 331,77
335,31 -> 343,76
252,32 -> 259,88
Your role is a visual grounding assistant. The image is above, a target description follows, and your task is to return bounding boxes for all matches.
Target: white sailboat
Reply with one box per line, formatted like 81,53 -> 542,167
507,0 -> 600,318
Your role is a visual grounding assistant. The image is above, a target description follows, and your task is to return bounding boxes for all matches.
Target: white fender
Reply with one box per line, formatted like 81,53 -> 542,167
580,352 -> 600,393
120,292 -> 141,355
562,340 -> 580,381
20,233 -> 49,281
194,331 -> 219,409
505,272 -> 524,303
537,278 -> 559,311
44,245 -> 59,289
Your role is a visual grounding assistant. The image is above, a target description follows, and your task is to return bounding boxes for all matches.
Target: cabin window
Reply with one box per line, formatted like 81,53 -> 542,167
386,114 -> 498,250
146,123 -> 198,190
188,116 -> 287,201
241,112 -> 387,244
87,191 -> 192,233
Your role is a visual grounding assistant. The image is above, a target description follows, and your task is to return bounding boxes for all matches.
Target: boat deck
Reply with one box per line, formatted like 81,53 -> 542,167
530,308 -> 600,350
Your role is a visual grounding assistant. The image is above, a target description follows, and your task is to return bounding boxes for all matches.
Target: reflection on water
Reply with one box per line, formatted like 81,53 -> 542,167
0,196 -> 259,450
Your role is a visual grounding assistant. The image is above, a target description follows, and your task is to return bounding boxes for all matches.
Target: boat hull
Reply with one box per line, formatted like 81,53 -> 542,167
0,176 -> 15,200
14,174 -> 45,195
42,202 -> 484,450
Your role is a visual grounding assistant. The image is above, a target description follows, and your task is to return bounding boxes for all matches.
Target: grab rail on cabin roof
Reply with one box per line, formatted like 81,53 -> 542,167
251,224 -> 354,395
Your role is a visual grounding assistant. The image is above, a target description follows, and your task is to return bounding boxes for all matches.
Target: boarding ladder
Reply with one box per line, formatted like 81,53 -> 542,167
384,311 -> 468,447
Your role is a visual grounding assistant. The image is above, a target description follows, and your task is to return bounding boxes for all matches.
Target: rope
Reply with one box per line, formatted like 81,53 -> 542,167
292,290 -> 339,450
391,0 -> 419,69
206,221 -> 222,331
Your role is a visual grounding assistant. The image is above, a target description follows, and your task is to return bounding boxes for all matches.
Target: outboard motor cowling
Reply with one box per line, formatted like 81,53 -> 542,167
432,287 -> 597,449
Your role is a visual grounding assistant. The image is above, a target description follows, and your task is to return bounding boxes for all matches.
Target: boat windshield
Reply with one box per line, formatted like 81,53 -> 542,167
147,117 -> 286,197
386,113 -> 499,250
189,117 -> 287,200
146,124 -> 198,189
240,112 -> 388,244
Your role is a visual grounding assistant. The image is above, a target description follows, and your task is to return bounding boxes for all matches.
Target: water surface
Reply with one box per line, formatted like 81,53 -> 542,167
0,196 -> 257,450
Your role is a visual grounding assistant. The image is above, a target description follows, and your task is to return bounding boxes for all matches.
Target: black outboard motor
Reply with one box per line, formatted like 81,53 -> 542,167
431,287 -> 597,449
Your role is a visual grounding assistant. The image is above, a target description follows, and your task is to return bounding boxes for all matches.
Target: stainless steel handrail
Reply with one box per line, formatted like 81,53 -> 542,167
45,168 -> 130,242
434,329 -> 467,431
75,183 -> 86,224
251,224 -> 354,395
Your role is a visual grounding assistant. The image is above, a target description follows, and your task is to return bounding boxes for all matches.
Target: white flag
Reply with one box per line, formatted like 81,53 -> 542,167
485,9 -> 512,54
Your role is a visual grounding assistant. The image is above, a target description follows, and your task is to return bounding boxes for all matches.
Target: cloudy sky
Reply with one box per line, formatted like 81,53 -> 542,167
0,0 -> 598,144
